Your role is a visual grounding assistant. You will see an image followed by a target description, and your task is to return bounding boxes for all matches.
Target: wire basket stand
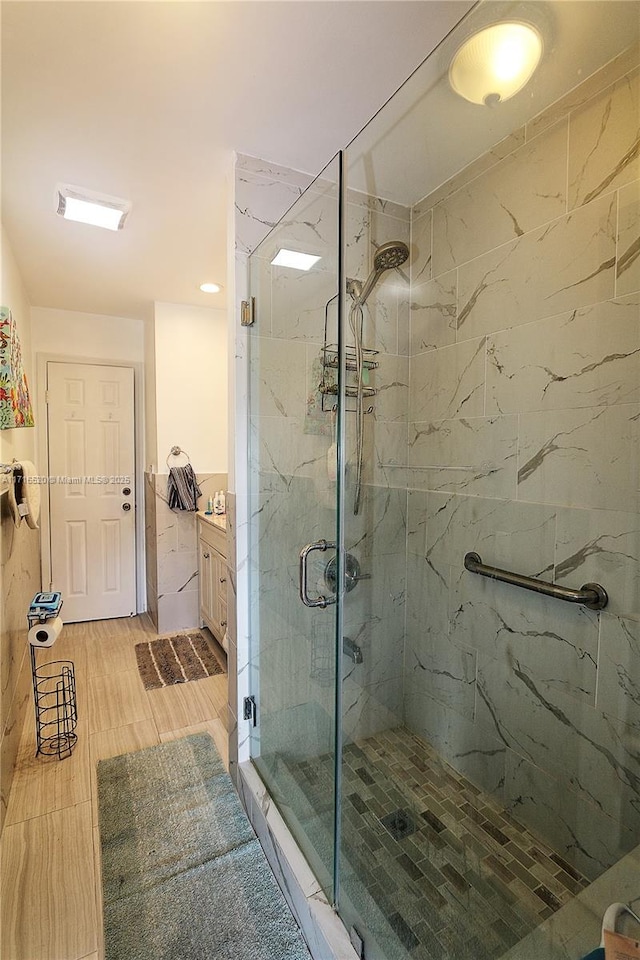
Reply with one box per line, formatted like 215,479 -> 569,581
29,644 -> 77,760
27,593 -> 78,760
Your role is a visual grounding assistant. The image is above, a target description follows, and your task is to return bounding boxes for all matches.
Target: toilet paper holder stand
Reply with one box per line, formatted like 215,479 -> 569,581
28,594 -> 77,761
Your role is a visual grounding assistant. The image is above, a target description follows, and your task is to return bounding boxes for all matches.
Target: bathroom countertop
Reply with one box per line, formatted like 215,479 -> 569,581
197,510 -> 227,531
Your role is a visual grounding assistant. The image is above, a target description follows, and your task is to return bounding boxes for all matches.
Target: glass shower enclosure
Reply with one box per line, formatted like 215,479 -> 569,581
247,2 -> 640,957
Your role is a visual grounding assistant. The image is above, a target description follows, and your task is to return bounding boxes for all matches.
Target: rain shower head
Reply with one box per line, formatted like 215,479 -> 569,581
352,240 -> 409,305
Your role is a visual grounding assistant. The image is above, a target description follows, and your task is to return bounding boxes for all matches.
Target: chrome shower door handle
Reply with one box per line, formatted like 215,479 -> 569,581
299,539 -> 337,608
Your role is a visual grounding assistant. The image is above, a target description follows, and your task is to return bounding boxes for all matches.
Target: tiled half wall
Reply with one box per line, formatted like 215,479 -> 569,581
0,502 -> 40,832
145,471 -> 227,633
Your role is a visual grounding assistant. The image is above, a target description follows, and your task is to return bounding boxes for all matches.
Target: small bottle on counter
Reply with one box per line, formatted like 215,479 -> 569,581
213,491 -> 224,515
205,495 -> 213,515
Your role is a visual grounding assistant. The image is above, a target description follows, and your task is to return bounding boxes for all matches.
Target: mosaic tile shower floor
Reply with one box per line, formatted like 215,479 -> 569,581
285,727 -> 589,960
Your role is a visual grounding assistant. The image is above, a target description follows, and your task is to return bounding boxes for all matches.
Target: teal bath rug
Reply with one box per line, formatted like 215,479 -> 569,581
97,734 -> 312,960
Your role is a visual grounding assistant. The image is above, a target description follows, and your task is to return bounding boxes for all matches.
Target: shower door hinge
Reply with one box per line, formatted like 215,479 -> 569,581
243,695 -> 257,726
240,297 -> 256,326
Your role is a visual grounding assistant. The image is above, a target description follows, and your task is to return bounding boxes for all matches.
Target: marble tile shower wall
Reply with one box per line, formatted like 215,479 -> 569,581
249,174 -> 412,754
404,62 -> 640,881
342,188 -> 411,743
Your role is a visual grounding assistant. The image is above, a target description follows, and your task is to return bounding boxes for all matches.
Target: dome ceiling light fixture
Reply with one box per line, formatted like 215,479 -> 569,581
449,21 -> 543,106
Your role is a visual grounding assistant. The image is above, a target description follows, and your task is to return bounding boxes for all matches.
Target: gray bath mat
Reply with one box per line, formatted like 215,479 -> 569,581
97,734 -> 312,960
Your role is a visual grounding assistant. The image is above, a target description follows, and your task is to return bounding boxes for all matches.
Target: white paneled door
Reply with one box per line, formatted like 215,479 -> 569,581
47,362 -> 136,621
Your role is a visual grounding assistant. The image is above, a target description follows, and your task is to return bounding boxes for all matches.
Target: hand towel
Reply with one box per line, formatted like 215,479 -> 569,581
167,465 -> 202,511
20,460 -> 40,529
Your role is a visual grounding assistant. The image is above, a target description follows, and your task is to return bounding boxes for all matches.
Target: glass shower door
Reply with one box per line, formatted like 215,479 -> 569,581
246,154 -> 343,901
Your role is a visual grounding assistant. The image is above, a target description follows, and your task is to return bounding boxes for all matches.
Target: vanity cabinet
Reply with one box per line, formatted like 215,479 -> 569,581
197,515 -> 228,651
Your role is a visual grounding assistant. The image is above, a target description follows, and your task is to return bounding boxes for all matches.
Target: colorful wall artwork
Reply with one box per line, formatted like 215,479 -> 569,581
0,306 -> 34,429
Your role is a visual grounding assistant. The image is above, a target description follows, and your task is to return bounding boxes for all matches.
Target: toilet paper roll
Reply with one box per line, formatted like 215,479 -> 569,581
28,616 -> 63,648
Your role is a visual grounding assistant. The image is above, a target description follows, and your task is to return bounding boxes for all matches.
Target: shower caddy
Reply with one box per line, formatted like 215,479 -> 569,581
319,343 -> 378,413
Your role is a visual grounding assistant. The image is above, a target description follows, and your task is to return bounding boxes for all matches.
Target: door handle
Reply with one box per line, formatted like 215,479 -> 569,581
299,539 -> 337,608
122,502 -> 131,512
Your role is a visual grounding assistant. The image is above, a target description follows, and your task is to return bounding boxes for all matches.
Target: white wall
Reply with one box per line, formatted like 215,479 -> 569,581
153,301 -> 227,474
144,312 -> 157,473
31,306 -> 144,362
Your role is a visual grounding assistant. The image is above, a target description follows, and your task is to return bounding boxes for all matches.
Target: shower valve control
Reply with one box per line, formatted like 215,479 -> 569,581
324,553 -> 369,595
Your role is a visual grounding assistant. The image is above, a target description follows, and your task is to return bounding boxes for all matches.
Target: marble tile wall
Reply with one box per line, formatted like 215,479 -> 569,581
232,155 -> 316,781
404,58 -> 640,880
0,499 -> 41,833
144,470 -> 227,634
242,163 -> 337,773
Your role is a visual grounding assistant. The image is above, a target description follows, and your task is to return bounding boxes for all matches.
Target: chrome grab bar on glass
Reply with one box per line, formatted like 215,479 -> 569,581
463,552 -> 608,611
299,539 -> 337,608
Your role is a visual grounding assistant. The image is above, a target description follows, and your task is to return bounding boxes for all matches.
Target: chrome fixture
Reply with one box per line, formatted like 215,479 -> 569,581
348,240 -> 410,515
464,552 -> 608,610
324,552 -> 370,595
348,241 -> 410,308
379,461 -> 476,472
299,542 -> 370,608
343,636 -> 363,664
299,539 -> 337,608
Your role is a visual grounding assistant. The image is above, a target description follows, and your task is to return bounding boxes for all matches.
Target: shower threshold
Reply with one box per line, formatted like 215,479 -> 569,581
285,726 -> 589,960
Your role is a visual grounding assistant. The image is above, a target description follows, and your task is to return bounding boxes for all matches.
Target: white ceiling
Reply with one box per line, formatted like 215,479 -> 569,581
1,0 -> 472,320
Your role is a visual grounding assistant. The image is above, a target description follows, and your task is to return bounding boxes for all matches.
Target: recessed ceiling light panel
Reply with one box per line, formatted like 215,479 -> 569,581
270,248 -> 321,271
200,282 -> 221,293
56,184 -> 131,231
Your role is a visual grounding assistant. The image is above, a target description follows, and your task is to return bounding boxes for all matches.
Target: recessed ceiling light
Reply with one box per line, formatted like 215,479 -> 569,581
270,248 -> 321,271
199,282 -> 221,293
449,21 -> 543,106
56,183 -> 131,231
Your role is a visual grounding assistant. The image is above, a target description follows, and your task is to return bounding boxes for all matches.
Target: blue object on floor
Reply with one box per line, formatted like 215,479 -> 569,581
580,950 -> 604,960
28,591 -> 63,621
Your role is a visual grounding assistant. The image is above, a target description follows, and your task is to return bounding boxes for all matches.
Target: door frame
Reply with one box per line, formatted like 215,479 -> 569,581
36,352 -> 146,615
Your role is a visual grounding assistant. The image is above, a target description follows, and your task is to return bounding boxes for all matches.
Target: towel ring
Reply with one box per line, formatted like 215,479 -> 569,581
166,446 -> 191,467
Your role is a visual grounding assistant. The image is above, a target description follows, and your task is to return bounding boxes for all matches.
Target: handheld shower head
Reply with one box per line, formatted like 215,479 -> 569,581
354,240 -> 409,305
373,240 -> 410,272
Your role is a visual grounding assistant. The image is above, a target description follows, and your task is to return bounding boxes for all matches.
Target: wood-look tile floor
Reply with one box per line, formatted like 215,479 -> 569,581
0,614 -> 229,960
